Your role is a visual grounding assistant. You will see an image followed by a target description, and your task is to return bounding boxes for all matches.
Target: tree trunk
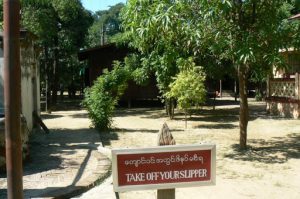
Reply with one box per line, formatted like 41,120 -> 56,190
166,98 -> 175,119
51,36 -> 59,105
185,109 -> 187,129
44,45 -> 51,110
171,98 -> 175,118
238,64 -> 249,149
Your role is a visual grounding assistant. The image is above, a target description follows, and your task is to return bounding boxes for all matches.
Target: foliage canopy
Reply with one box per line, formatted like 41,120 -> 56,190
21,0 -> 93,104
87,3 -> 124,47
121,0 -> 298,148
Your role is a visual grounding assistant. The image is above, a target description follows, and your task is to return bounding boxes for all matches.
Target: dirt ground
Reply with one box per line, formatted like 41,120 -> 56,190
97,97 -> 300,199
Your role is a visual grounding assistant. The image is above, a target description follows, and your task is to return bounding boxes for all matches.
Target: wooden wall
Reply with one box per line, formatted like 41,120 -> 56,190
79,44 -> 160,102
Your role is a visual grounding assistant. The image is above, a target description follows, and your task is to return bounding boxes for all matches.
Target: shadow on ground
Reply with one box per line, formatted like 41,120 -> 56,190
206,98 -> 240,107
41,114 -> 64,120
113,128 -> 159,133
0,126 -> 102,198
0,128 -> 100,177
115,108 -> 165,119
224,133 -> 300,164
112,127 -> 184,134
71,112 -> 89,118
45,97 -> 84,112
196,123 -> 238,129
115,98 -> 285,124
99,132 -> 119,147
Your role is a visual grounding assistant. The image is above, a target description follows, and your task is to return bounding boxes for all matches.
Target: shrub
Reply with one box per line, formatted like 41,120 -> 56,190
83,62 -> 129,131
166,67 -> 206,111
166,59 -> 206,111
166,58 -> 206,128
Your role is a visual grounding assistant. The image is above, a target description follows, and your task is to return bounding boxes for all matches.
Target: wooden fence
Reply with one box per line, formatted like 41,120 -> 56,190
266,73 -> 300,118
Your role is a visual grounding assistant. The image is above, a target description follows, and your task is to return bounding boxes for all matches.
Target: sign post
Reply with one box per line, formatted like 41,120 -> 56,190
157,123 -> 176,199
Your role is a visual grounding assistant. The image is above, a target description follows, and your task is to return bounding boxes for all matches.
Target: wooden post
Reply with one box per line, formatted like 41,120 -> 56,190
45,77 -> 48,112
4,0 -> 24,198
219,80 -> 222,98
266,75 -> 270,98
295,73 -> 299,100
33,111 -> 49,134
157,189 -> 175,199
157,123 -> 175,199
185,111 -> 187,129
127,99 -> 131,109
234,80 -> 237,102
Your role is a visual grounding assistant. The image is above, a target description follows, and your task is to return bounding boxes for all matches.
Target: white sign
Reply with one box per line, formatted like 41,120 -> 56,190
112,144 -> 216,192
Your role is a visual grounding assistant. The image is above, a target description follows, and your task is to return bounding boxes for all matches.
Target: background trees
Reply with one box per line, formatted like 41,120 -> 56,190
0,0 -> 93,106
121,0 -> 296,149
87,3 -> 124,47
121,0 -> 207,118
22,0 -> 93,105
1,0 -> 299,147
198,0 -> 294,149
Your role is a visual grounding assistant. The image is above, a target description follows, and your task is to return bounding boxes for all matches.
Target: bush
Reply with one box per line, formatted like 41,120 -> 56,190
255,91 -> 263,101
165,58 -> 206,128
83,62 -> 129,131
166,59 -> 206,111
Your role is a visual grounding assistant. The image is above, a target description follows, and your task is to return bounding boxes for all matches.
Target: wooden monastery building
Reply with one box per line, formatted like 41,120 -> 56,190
78,43 -> 160,107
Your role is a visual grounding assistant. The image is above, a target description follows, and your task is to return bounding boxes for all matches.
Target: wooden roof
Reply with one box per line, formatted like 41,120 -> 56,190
78,43 -> 129,61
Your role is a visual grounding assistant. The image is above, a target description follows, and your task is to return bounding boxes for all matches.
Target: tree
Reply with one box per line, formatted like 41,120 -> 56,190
197,0 -> 294,149
20,0 -> 93,105
87,3 -> 124,46
166,58 -> 206,128
122,0 -> 295,149
121,0 -> 200,118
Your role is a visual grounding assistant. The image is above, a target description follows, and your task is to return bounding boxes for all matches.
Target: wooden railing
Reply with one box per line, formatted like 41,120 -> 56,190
267,73 -> 300,103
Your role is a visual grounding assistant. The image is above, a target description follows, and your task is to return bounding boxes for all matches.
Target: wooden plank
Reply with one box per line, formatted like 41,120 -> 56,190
33,111 -> 49,134
157,189 -> 175,199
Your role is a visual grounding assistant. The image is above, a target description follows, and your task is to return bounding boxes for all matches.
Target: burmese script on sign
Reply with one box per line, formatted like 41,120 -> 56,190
124,153 -> 204,167
117,150 -> 211,186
